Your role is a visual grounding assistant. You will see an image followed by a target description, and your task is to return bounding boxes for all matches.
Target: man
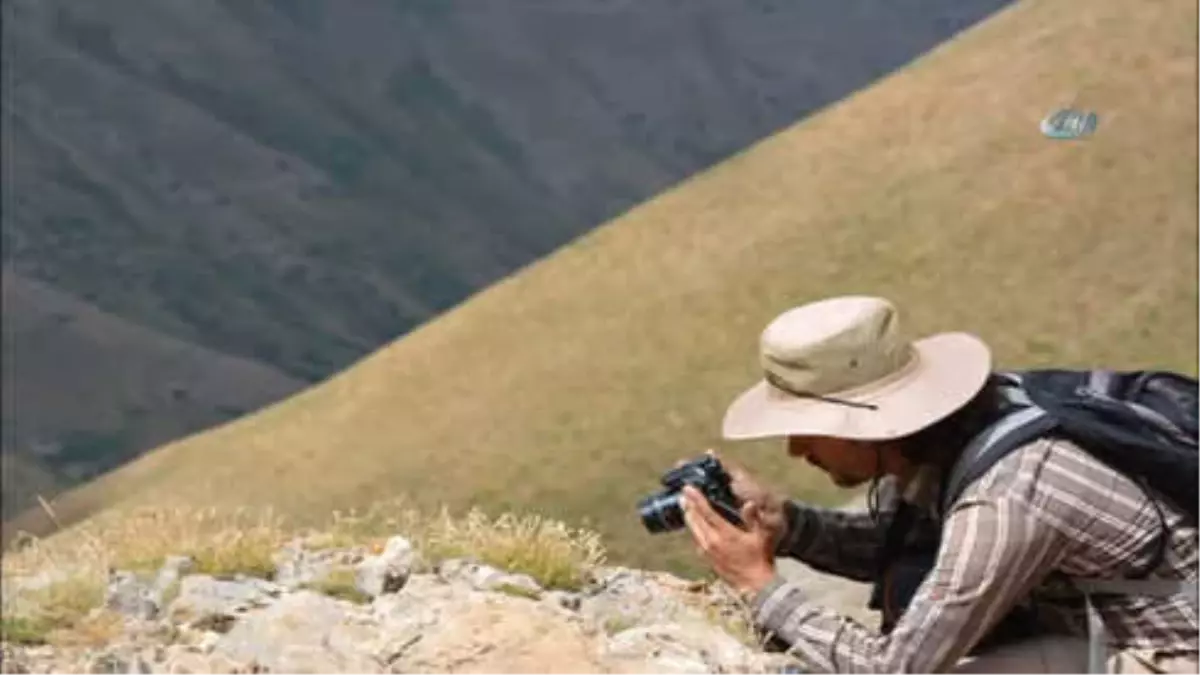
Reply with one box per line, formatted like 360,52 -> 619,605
680,295 -> 1198,673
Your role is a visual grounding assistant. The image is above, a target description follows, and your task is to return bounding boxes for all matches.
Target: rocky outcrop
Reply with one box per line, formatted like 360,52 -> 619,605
3,532 -> 877,673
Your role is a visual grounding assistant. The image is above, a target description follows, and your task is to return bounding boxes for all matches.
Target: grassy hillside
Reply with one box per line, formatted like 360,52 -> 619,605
0,0 -> 1008,513
1,0 -> 1008,381
22,0 -> 1196,575
1,271 -> 303,522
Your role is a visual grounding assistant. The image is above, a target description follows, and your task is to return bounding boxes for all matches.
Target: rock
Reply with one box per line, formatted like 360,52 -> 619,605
105,571 -> 160,621
578,567 -> 706,634
366,575 -> 464,665
380,591 -> 607,674
86,647 -> 153,674
544,590 -> 583,612
159,645 -> 193,672
602,622 -> 760,674
105,557 -> 198,622
166,575 -> 281,631
0,658 -> 29,672
273,537 -> 373,591
159,645 -> 248,675
2,528 -> 882,675
354,536 -> 416,598
214,590 -> 382,673
196,631 -> 221,654
435,558 -> 544,599
154,557 -> 195,593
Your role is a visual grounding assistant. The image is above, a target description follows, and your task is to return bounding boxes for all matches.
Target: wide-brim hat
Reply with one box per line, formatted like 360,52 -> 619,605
722,296 -> 992,441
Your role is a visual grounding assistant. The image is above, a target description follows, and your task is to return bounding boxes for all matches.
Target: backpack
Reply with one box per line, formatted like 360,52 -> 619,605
868,368 -> 1199,671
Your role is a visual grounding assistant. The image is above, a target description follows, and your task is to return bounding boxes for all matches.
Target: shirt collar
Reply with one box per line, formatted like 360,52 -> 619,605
900,463 -> 944,514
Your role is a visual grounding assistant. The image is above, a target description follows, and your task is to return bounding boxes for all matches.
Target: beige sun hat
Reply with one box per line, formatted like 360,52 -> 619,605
722,295 -> 992,441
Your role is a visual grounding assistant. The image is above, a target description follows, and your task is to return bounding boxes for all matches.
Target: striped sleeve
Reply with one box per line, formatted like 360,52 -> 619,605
752,494 -> 1071,673
775,500 -> 891,582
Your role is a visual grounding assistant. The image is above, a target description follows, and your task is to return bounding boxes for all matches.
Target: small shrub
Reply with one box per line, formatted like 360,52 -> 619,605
322,497 -> 425,551
419,508 -> 606,592
106,506 -> 288,579
1,615 -> 49,645
160,578 -> 182,608
602,616 -> 638,635
493,583 -> 541,601
301,568 -> 370,605
45,610 -> 125,648
0,576 -> 106,646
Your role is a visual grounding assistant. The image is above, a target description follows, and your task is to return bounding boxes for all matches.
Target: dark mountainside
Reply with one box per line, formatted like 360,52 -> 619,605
0,0 -> 1010,521
1,270 -> 305,520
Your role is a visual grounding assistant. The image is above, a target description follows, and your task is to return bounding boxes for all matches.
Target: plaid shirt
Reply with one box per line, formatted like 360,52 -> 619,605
751,436 -> 1199,673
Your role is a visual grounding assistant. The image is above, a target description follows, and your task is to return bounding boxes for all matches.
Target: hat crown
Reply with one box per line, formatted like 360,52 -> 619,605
760,296 -> 914,396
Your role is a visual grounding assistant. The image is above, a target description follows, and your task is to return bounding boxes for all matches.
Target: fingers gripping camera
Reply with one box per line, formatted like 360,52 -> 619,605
638,455 -> 745,533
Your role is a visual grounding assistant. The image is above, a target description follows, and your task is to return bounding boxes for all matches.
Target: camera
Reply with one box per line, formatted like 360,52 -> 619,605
638,455 -> 744,534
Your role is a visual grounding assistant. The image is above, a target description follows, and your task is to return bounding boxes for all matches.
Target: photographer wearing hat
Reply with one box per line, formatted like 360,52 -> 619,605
678,296 -> 1198,673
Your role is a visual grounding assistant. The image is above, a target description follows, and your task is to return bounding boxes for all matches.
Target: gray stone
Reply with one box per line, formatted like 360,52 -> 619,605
543,590 -> 583,612
603,623 -> 757,674
273,537 -> 374,590
354,536 -> 417,598
166,575 -> 280,630
214,591 -> 382,673
578,567 -> 706,634
86,648 -> 153,674
435,558 -> 544,598
273,539 -> 334,590
105,571 -> 159,621
153,556 -> 195,594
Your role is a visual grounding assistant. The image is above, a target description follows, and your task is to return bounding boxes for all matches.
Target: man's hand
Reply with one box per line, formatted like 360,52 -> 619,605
679,450 -> 789,551
681,484 -> 777,598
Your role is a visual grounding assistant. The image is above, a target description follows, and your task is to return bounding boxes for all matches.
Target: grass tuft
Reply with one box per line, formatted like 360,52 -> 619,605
301,567 -> 370,605
493,582 -> 542,601
1,615 -> 49,645
418,507 -> 606,591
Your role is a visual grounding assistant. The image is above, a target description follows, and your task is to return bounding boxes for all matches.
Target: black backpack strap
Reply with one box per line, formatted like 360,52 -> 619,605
941,391 -> 1060,514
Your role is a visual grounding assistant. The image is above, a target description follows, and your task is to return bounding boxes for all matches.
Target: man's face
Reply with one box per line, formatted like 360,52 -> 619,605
786,435 -> 884,488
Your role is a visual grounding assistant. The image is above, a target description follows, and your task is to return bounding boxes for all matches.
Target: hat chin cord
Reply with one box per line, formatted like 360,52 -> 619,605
867,446 -> 885,522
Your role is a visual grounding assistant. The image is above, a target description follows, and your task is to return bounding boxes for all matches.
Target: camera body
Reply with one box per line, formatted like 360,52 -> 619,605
638,455 -> 744,534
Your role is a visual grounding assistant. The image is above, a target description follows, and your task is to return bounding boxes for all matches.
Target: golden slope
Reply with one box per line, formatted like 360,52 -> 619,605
30,0 -> 1197,574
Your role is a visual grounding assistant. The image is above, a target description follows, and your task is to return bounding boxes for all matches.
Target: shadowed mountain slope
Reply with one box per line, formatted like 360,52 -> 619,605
1,270 -> 304,521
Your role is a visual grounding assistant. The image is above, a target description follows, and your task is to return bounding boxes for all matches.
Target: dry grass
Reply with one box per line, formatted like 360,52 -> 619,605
1,500 -> 607,644
318,497 -> 607,590
301,567 -> 370,605
18,0 -> 1197,577
493,583 -> 542,601
1,505 -> 288,646
0,577 -> 109,646
419,508 -> 607,591
3,505 -> 288,585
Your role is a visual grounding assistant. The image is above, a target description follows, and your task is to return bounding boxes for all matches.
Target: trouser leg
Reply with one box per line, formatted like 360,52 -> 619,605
951,635 -> 1087,673
952,635 -> 1198,674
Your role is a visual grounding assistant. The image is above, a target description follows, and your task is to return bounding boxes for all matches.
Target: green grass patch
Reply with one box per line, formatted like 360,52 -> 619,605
301,568 -> 370,605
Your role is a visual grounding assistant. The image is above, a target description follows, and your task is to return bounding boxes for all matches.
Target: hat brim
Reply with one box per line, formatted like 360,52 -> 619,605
721,332 -> 992,442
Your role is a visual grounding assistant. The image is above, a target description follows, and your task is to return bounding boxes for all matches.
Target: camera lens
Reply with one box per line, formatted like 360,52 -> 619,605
637,491 -> 686,534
